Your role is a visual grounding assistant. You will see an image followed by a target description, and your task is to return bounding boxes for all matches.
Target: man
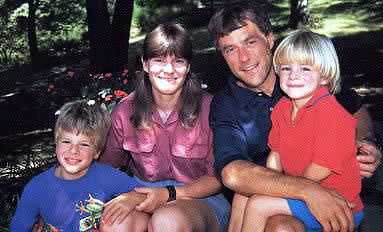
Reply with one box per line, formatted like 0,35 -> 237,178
208,1 -> 382,231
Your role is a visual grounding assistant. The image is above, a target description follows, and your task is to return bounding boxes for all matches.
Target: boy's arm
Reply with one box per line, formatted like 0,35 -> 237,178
101,191 -> 147,225
266,151 -> 283,172
303,163 -> 332,183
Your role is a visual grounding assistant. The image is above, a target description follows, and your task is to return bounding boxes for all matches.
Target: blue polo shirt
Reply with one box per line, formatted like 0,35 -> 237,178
209,74 -> 362,176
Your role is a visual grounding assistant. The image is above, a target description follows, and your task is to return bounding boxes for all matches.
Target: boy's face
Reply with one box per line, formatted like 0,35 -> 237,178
55,130 -> 100,180
279,62 -> 327,107
218,21 -> 275,92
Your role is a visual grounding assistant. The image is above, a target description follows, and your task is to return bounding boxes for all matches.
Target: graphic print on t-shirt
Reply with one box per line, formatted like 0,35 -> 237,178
76,194 -> 105,231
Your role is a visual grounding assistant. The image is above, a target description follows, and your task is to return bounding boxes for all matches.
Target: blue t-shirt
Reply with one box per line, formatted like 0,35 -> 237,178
10,161 -> 141,232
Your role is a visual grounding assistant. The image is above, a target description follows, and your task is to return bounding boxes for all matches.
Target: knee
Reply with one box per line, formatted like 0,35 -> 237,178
100,210 -> 149,232
265,215 -> 305,232
149,205 -> 192,232
246,195 -> 269,213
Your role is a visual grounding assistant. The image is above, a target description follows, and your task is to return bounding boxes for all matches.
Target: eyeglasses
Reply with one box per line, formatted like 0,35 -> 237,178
149,57 -> 188,69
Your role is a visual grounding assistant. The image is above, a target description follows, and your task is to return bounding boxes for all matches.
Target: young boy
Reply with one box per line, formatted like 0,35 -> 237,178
232,30 -> 364,232
10,100 -> 143,231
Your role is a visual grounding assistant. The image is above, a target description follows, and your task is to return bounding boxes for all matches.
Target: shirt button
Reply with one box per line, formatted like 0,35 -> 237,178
270,107 -> 273,111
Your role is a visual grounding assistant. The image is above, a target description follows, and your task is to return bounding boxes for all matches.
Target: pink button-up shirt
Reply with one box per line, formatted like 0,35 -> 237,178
100,92 -> 215,183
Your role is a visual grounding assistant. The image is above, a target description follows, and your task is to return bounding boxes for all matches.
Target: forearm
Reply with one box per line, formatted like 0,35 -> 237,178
176,175 -> 223,199
221,160 -> 320,201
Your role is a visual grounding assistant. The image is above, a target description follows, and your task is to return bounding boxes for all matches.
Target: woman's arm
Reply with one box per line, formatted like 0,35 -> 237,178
134,175 -> 222,212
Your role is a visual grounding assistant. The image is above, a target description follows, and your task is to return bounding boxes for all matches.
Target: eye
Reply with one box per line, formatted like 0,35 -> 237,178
61,139 -> 71,144
302,67 -> 311,71
80,143 -> 90,147
175,59 -> 187,65
224,47 -> 235,54
247,40 -> 257,45
280,66 -> 290,71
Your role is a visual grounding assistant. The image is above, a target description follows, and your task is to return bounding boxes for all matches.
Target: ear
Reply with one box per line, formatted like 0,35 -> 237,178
142,56 -> 149,73
94,151 -> 101,160
266,32 -> 275,50
320,78 -> 328,86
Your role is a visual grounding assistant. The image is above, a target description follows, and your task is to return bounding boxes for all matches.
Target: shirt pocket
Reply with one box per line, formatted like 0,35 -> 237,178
170,123 -> 210,160
123,128 -> 156,153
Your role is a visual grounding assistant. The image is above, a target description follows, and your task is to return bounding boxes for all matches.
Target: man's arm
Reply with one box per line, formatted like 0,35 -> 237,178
353,105 -> 382,178
222,160 -> 354,232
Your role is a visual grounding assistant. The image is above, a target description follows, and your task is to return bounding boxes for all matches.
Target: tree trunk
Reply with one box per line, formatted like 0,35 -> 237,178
85,0 -> 113,74
289,0 -> 309,29
28,0 -> 40,72
111,0 -> 134,72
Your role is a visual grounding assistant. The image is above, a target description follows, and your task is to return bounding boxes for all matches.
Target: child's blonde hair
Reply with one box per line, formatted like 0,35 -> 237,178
273,29 -> 341,94
54,100 -> 111,153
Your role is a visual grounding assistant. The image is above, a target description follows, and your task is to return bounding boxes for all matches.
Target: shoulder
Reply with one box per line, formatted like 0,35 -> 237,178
210,86 -> 236,114
315,95 -> 356,124
23,167 -> 55,193
111,92 -> 135,118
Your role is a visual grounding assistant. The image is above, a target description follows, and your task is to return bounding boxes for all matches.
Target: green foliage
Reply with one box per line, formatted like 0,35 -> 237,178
0,0 -> 88,71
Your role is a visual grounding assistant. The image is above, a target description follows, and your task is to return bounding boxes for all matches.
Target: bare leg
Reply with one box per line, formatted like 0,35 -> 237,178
148,199 -> 220,232
228,193 -> 249,232
241,195 -> 292,232
100,210 -> 150,232
265,215 -> 305,232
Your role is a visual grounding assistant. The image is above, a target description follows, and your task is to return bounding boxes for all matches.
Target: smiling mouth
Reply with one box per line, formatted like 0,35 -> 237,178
65,158 -> 81,164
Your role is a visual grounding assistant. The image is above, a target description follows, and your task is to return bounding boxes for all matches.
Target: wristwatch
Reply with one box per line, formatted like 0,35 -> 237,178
165,185 -> 176,202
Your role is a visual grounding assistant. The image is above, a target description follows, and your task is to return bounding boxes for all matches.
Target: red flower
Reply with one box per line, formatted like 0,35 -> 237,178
122,69 -> 129,77
123,79 -> 128,85
47,84 -> 54,92
93,74 -> 100,79
105,73 -> 112,78
67,71 -> 74,77
105,95 -> 113,101
114,90 -> 128,98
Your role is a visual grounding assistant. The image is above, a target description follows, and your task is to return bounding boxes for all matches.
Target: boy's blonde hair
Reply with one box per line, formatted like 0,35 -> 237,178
54,100 -> 111,153
273,29 -> 341,94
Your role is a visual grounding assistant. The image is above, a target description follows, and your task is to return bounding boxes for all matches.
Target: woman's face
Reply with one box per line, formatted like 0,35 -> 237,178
143,54 -> 190,97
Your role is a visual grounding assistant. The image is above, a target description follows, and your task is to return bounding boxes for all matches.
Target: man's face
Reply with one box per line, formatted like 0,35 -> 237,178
218,21 -> 275,92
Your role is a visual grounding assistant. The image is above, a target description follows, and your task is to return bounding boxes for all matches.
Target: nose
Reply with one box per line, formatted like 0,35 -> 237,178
70,144 -> 80,154
288,69 -> 299,80
239,47 -> 250,63
162,62 -> 174,73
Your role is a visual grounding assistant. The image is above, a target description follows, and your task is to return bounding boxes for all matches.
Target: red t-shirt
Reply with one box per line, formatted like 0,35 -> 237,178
269,87 -> 363,212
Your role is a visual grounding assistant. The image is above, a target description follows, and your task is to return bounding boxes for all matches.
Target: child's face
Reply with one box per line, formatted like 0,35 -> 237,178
55,130 -> 100,180
279,62 -> 327,106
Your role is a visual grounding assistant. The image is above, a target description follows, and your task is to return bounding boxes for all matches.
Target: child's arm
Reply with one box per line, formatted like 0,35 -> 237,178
266,151 -> 283,172
303,163 -> 332,182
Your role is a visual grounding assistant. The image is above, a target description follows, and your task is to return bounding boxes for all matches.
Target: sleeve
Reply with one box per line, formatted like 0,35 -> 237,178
311,100 -> 357,174
10,180 -> 40,232
335,85 -> 362,115
99,105 -> 129,169
209,94 -> 251,176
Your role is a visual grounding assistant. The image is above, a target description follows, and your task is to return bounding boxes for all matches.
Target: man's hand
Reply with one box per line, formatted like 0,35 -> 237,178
356,140 -> 382,178
134,187 -> 169,213
102,192 -> 147,225
304,185 -> 354,232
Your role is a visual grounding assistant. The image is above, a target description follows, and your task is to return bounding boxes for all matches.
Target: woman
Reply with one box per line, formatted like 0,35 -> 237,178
99,22 -> 230,232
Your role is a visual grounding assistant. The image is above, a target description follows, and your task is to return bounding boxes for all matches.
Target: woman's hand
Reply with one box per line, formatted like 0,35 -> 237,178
134,187 -> 169,213
102,192 -> 147,225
